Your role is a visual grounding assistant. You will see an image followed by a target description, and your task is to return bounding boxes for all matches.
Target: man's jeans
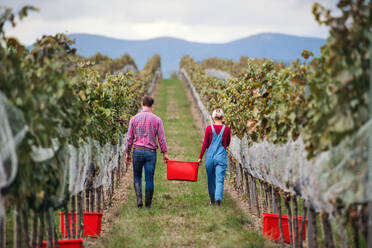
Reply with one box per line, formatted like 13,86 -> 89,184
133,149 -> 157,191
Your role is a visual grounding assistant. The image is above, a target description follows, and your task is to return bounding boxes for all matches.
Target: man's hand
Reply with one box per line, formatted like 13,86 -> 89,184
197,158 -> 202,166
125,153 -> 131,164
163,152 -> 170,163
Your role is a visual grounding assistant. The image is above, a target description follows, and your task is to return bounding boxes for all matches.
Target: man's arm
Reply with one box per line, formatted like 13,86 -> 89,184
125,118 -> 134,163
157,119 -> 169,162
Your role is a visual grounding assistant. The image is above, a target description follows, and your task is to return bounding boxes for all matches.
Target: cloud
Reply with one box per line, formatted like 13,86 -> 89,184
2,0 -> 336,45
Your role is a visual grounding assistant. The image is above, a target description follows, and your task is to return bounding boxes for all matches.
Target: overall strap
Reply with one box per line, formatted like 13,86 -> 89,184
218,125 -> 226,137
210,124 -> 217,136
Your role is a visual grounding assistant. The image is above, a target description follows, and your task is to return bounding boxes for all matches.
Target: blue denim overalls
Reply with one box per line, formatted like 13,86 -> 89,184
205,125 -> 227,203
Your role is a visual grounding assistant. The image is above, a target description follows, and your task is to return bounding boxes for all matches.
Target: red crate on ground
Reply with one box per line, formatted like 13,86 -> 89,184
262,213 -> 308,243
60,212 -> 103,237
42,239 -> 84,248
166,160 -> 199,182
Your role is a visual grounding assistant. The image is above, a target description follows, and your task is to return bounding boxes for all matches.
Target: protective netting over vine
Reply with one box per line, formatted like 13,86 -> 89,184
147,70 -> 161,96
0,68 -> 159,217
204,69 -> 232,81
180,69 -> 372,214
0,92 -> 28,216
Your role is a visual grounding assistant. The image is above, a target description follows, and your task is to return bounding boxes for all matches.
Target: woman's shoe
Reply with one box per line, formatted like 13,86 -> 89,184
134,183 -> 143,208
216,200 -> 221,206
210,201 -> 215,205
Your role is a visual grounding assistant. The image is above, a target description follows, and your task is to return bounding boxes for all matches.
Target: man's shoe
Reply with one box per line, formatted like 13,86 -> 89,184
216,200 -> 222,206
145,189 -> 154,208
134,183 -> 143,208
210,201 -> 215,206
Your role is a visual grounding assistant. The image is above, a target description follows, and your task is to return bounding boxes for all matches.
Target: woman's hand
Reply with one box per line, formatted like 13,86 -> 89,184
197,158 -> 201,165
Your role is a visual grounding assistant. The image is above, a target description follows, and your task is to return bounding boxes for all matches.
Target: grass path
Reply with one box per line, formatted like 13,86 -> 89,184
95,79 -> 270,248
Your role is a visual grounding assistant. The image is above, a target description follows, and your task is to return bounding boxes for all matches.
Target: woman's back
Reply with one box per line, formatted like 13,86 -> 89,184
199,124 -> 231,160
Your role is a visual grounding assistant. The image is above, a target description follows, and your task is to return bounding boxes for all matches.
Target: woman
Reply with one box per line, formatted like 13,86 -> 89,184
198,109 -> 231,206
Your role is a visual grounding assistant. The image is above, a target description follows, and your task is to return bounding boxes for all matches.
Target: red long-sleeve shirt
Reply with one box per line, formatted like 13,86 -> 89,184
199,125 -> 231,159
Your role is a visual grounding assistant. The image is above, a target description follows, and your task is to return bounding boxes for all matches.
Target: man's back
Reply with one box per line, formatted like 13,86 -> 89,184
125,109 -> 167,153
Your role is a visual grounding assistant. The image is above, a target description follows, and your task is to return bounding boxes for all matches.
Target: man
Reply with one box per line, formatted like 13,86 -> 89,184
125,96 -> 169,208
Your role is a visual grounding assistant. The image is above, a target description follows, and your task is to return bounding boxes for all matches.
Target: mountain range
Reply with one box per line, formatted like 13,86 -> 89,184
68,33 -> 326,76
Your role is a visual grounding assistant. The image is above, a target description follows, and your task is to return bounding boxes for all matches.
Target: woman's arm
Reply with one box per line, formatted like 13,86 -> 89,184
199,126 -> 212,160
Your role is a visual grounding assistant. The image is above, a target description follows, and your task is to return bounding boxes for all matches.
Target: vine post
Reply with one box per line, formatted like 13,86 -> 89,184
37,212 -> 44,248
293,196 -> 299,247
96,186 -> 102,212
368,31 -> 372,248
15,206 -> 21,248
0,213 -> 5,248
307,205 -> 318,248
243,170 -> 251,210
71,196 -> 76,238
275,190 -> 285,245
64,207 -> 70,238
299,203 -> 307,248
284,194 -> 293,247
31,212 -> 38,248
254,177 -> 260,216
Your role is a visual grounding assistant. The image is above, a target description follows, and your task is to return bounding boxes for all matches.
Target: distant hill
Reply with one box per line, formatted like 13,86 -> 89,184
67,33 -> 326,76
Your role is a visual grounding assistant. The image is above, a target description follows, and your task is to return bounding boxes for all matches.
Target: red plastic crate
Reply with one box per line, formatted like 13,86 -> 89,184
262,213 -> 308,243
42,239 -> 84,248
166,160 -> 199,182
60,212 -> 103,237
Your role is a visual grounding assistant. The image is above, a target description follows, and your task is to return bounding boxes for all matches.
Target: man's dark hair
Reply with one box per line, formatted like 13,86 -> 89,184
142,96 -> 154,107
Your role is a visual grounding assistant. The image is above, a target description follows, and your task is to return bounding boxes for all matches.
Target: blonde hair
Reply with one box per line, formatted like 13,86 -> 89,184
212,109 -> 224,120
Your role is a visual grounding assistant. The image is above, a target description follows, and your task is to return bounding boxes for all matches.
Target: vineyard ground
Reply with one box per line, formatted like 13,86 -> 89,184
90,79 -> 277,247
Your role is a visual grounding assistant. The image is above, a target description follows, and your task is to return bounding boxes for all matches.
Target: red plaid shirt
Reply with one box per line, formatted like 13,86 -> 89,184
125,109 -> 167,153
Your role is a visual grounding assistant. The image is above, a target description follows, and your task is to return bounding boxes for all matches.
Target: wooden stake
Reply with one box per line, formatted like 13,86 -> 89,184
46,209 -> 53,248
351,210 -> 361,248
239,164 -> 244,195
275,190 -> 285,245
321,212 -> 335,248
37,211 -> 44,248
64,207 -> 70,238
53,222 -> 60,248
15,206 -> 21,248
243,170 -> 251,210
299,203 -> 307,248
338,217 -> 348,248
90,187 -> 95,213
0,212 -> 5,248
22,209 -> 31,248
102,185 -> 107,209
361,204 -> 369,244
284,195 -> 294,247
97,186 -> 102,212
265,183 -> 270,213
71,195 -> 76,238
254,178 -> 261,216
293,196 -> 299,247
77,192 -> 84,238
261,182 -> 267,212
117,154 -> 121,184
308,206 -> 318,248
249,175 -> 255,212
85,189 -> 90,213
111,169 -> 115,202
31,212 -> 38,248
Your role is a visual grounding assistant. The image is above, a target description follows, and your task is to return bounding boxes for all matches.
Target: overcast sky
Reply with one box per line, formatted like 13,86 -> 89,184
3,0 -> 337,45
